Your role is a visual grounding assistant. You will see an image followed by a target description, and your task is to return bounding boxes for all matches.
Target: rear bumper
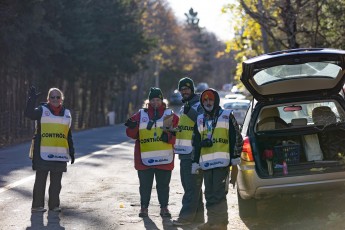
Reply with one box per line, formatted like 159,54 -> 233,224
237,163 -> 345,199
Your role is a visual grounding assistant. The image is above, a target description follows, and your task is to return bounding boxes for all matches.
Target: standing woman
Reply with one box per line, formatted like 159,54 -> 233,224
25,86 -> 75,213
125,87 -> 179,218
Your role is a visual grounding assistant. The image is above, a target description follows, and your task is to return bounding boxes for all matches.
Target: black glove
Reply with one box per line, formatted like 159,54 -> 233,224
161,132 -> 169,143
28,86 -> 41,99
70,154 -> 75,164
183,103 -> 190,114
125,119 -> 137,129
200,138 -> 213,147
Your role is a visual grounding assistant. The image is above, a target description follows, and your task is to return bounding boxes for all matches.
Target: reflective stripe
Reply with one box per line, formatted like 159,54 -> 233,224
40,107 -> 71,162
199,151 -> 230,170
174,139 -> 193,154
139,109 -> 174,166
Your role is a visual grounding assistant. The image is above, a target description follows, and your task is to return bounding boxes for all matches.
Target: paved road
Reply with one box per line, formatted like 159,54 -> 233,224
0,125 -> 243,230
2,125 -> 345,230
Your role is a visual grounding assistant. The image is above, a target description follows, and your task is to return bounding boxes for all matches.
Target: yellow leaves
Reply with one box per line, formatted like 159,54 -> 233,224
215,51 -> 225,58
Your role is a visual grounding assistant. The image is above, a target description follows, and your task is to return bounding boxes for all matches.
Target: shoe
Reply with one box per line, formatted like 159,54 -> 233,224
139,207 -> 148,217
31,207 -> 47,213
50,207 -> 61,212
172,218 -> 191,226
160,207 -> 171,218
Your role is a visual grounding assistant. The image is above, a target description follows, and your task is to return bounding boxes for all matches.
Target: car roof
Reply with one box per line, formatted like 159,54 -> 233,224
241,48 -> 345,102
221,99 -> 250,108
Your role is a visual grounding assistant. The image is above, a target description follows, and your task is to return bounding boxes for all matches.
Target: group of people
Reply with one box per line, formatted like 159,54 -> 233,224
125,77 -> 243,230
24,77 -> 243,230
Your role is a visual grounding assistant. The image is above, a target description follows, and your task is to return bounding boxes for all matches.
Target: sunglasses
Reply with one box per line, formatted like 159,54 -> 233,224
180,87 -> 190,91
50,96 -> 61,99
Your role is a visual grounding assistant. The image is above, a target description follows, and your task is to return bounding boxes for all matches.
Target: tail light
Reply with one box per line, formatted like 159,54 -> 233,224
241,136 -> 254,162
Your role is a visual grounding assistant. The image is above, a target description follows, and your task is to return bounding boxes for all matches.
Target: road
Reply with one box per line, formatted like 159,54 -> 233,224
1,125 -> 345,230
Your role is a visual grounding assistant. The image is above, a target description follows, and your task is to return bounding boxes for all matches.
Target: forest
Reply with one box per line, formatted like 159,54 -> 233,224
1,0 -> 345,146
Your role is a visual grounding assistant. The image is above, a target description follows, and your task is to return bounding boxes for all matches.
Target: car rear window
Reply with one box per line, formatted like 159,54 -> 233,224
256,100 -> 345,131
253,62 -> 342,86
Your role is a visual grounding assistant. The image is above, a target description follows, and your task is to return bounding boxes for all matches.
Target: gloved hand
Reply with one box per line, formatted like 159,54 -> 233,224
125,119 -> 137,129
200,138 -> 213,147
231,157 -> 241,166
183,103 -> 190,114
191,162 -> 201,174
161,132 -> 169,143
28,86 -> 41,99
70,155 -> 75,164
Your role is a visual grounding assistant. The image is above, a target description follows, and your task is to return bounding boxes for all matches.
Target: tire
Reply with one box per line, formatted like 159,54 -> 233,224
237,190 -> 257,218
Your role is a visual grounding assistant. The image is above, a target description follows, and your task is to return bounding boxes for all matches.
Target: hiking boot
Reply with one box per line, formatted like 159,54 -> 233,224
160,207 -> 171,218
139,207 -> 148,217
31,207 -> 47,213
172,218 -> 191,226
49,207 -> 62,212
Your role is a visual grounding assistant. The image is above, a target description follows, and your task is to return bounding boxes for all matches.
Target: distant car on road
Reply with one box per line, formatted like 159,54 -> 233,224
222,99 -> 250,125
224,93 -> 246,100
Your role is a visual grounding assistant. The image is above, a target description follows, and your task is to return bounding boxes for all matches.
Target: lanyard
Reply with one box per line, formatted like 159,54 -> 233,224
203,109 -> 222,140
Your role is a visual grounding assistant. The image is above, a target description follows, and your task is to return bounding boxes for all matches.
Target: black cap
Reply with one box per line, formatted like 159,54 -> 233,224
178,77 -> 195,93
148,87 -> 163,100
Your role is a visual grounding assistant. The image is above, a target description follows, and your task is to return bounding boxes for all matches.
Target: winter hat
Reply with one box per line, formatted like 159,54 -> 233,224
148,87 -> 163,100
200,88 -> 220,115
178,77 -> 195,92
201,90 -> 215,102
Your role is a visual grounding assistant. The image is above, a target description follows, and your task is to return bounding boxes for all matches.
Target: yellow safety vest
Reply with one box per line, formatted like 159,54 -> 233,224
40,106 -> 72,162
197,109 -> 231,170
174,103 -> 200,154
139,109 -> 174,166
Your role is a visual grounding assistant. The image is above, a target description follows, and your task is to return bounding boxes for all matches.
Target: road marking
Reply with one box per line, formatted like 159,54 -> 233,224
0,141 -> 133,194
0,175 -> 35,194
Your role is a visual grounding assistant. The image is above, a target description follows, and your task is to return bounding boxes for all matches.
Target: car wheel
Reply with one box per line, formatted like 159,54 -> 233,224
237,190 -> 257,218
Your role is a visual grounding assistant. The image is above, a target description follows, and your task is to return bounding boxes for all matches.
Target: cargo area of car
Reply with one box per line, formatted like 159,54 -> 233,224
255,126 -> 345,177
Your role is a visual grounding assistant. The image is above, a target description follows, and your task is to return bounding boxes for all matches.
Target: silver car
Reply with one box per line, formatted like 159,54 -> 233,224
237,48 -> 345,217
222,99 -> 250,125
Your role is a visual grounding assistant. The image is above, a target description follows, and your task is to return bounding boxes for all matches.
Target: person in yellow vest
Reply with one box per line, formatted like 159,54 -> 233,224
172,77 -> 205,226
125,87 -> 179,218
25,86 -> 75,213
192,88 -> 243,230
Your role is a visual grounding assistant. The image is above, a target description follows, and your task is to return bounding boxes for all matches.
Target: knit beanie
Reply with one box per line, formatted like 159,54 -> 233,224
148,87 -> 163,100
178,77 -> 195,92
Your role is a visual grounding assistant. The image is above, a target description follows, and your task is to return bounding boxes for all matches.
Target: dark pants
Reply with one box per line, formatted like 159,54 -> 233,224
32,170 -> 63,209
203,166 -> 229,225
137,168 -> 172,208
178,158 -> 204,222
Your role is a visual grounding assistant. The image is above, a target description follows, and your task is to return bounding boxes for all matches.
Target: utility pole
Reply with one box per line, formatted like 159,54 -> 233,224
154,61 -> 159,87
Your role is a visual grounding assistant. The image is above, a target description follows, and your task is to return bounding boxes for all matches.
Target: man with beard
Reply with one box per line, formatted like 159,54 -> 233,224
172,77 -> 205,226
192,88 -> 243,230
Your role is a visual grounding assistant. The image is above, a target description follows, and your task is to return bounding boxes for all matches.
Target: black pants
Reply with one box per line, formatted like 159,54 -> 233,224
178,158 -> 204,222
137,168 -> 172,208
32,170 -> 63,209
203,167 -> 229,225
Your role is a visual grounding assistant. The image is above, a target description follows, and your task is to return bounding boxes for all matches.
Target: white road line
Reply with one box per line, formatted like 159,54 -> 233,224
0,141 -> 133,194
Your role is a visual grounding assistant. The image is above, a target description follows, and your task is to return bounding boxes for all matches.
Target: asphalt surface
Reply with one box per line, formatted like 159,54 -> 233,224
0,125 -> 244,230
2,125 -> 345,230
